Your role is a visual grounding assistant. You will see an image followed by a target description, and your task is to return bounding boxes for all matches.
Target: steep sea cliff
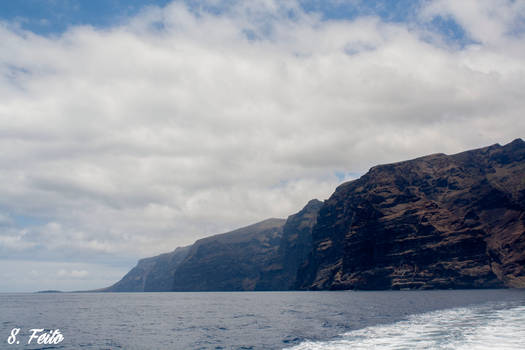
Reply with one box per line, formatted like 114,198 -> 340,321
102,139 -> 525,291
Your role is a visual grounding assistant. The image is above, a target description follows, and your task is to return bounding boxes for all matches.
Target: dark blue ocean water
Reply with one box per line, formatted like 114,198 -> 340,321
1,290 -> 524,349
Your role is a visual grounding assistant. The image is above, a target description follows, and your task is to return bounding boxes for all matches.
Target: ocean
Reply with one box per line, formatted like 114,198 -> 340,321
1,289 -> 524,349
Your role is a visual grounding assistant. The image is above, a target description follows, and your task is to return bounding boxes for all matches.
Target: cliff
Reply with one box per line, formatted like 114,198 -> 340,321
265,199 -> 323,290
296,138 -> 525,290
101,139 -> 524,291
171,218 -> 285,291
170,200 -> 323,291
102,200 -> 322,292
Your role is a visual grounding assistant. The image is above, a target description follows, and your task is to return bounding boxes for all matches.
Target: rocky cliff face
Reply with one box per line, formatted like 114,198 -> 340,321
296,139 -> 525,290
101,139 -> 524,292
143,246 -> 192,291
247,199 -> 323,290
169,201 -> 323,291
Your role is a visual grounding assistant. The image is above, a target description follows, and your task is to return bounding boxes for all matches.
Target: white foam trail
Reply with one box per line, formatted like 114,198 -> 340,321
286,302 -> 525,350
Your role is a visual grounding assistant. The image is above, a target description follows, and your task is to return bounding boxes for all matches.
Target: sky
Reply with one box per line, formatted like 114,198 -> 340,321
0,0 -> 524,292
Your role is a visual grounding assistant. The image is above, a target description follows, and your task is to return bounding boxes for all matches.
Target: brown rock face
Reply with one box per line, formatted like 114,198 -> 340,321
297,139 -> 525,290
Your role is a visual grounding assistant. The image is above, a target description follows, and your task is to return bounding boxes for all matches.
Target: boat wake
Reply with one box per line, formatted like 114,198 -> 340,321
286,301 -> 525,349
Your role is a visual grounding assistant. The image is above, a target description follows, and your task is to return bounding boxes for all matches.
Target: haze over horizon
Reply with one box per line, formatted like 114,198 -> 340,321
1,0 -> 524,292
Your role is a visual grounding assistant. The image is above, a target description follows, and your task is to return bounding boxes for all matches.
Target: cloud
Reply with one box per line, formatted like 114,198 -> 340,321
0,260 -> 124,292
58,269 -> 89,278
0,0 -> 524,290
420,0 -> 525,45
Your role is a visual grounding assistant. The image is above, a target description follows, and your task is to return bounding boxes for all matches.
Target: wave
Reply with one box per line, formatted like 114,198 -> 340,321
285,301 -> 525,350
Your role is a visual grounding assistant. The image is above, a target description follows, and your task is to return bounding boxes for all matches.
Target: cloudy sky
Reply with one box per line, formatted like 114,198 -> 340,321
1,0 -> 524,292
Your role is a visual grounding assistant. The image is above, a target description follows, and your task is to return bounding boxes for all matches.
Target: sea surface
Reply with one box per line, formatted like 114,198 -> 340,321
0,289 -> 524,349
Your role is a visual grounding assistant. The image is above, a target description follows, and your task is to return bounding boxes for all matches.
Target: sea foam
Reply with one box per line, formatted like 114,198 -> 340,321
286,301 -> 525,350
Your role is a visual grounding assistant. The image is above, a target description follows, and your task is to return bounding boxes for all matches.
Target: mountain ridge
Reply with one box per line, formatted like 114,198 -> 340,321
99,139 -> 525,291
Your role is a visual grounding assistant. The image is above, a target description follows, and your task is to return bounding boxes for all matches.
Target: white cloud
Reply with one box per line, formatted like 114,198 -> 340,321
58,269 -> 89,278
0,0 -> 524,291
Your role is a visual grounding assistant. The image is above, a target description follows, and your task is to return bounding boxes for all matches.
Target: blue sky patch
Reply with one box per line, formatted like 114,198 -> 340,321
0,0 -> 472,47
